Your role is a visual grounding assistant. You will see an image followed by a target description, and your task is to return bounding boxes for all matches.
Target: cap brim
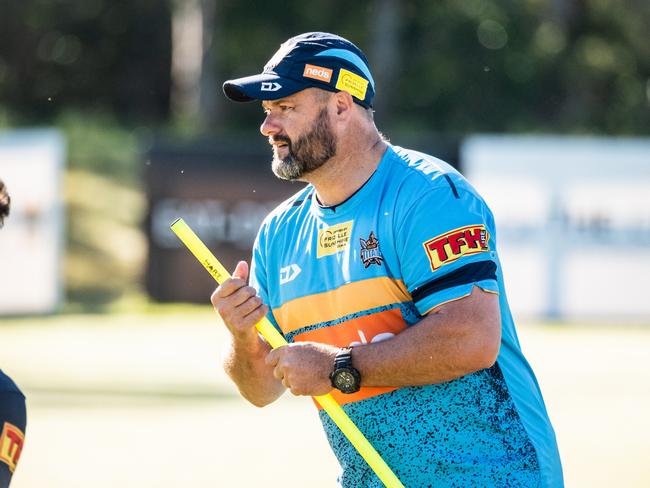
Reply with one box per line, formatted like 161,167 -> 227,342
223,73 -> 308,102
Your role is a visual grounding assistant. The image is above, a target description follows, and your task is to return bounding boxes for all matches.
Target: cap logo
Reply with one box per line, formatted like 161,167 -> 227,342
303,64 -> 333,83
261,82 -> 282,92
335,68 -> 368,101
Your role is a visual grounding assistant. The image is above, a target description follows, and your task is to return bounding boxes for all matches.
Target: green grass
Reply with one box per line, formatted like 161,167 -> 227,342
1,315 -> 649,487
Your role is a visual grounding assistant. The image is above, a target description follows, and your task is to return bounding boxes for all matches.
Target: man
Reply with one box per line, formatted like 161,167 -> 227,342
214,32 -> 563,487
0,179 -> 27,487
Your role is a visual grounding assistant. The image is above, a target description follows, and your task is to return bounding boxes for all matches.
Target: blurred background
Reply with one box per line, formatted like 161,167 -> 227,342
0,0 -> 649,486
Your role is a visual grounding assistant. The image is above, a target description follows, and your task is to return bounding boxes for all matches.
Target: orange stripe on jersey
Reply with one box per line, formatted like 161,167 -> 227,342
315,385 -> 399,409
295,308 -> 407,408
293,308 -> 407,346
273,276 -> 411,334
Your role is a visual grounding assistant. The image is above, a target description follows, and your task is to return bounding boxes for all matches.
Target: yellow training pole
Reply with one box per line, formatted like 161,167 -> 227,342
171,218 -> 403,488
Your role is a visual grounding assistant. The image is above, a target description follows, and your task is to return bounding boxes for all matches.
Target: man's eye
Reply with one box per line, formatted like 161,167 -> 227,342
280,105 -> 293,112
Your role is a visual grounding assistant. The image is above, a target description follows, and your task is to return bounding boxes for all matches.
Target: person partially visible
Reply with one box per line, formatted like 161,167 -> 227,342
0,179 -> 27,487
0,180 -> 8,229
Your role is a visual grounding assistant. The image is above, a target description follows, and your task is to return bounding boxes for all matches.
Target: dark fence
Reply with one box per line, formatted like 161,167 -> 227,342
144,134 -> 460,302
144,137 -> 303,302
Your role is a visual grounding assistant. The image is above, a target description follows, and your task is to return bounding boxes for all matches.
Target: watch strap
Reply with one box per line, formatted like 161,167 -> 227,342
334,347 -> 354,369
330,347 -> 361,394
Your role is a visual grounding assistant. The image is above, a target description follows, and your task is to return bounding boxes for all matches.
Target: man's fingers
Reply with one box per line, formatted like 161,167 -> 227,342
209,261 -> 266,339
266,348 -> 277,367
275,367 -> 285,382
236,294 -> 263,316
232,260 -> 249,281
228,286 -> 258,308
242,303 -> 268,325
265,345 -> 285,367
211,261 -> 250,301
267,347 -> 290,388
212,285 -> 257,315
212,277 -> 247,300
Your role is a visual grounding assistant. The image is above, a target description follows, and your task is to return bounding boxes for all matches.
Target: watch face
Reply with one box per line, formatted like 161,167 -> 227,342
332,369 -> 360,393
334,371 -> 356,389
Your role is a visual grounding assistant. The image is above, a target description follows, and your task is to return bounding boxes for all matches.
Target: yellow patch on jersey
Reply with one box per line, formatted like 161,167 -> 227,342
335,68 -> 368,101
0,422 -> 25,473
317,220 -> 354,258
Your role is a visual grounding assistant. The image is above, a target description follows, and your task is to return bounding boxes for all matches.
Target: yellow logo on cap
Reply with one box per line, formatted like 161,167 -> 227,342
335,68 -> 368,101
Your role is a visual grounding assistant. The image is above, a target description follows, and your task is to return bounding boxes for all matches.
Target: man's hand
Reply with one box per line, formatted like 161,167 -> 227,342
266,342 -> 339,396
211,261 -> 268,344
211,261 -> 284,407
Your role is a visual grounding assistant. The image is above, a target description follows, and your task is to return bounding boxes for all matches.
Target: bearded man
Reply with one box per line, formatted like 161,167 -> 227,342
212,32 -> 563,487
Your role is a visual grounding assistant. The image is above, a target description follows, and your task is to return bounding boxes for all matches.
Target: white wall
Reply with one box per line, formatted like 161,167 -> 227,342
0,129 -> 66,315
462,135 -> 650,321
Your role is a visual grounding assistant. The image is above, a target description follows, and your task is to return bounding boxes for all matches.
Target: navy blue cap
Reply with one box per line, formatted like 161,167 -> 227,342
223,32 -> 375,108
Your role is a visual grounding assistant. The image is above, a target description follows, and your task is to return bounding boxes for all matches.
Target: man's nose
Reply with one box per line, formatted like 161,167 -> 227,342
260,113 -> 281,137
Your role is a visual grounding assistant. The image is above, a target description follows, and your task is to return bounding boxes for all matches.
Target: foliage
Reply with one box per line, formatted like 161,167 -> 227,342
1,0 -> 647,135
52,110 -> 146,309
1,0 -> 649,309
0,0 -> 172,124
65,167 -> 146,310
57,111 -> 144,185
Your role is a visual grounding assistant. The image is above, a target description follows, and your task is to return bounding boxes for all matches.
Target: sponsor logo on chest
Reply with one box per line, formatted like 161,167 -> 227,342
423,224 -> 489,271
317,220 -> 354,258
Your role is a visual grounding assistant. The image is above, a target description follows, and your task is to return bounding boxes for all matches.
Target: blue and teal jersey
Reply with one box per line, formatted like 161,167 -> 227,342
250,145 -> 563,487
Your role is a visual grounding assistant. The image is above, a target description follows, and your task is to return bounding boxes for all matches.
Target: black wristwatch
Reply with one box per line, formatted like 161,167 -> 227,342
329,347 -> 361,394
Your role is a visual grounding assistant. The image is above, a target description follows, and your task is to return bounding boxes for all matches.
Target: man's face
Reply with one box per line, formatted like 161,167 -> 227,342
261,89 -> 337,181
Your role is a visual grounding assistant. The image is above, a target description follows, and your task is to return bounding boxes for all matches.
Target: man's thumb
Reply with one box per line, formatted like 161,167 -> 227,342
232,260 -> 249,281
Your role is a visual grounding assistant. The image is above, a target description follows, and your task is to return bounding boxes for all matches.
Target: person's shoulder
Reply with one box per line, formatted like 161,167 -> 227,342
259,184 -> 313,233
0,369 -> 23,394
387,145 -> 479,202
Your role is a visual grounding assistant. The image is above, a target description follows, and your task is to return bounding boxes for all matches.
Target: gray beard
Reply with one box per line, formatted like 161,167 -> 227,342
271,107 -> 337,181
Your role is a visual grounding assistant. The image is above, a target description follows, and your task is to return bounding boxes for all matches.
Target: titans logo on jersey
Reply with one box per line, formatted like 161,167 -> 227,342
359,231 -> 383,268
249,145 -> 563,487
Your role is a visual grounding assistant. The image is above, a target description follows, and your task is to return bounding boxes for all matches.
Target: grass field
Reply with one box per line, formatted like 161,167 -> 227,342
1,311 -> 649,487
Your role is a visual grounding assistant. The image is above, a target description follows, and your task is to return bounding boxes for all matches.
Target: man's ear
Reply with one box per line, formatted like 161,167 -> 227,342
333,91 -> 355,119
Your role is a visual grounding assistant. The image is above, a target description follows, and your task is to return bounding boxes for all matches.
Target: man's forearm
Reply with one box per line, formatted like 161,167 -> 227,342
352,289 -> 501,387
223,333 -> 285,407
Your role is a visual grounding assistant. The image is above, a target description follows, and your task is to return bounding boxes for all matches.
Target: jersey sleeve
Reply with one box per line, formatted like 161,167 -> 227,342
395,185 -> 499,316
249,223 -> 284,336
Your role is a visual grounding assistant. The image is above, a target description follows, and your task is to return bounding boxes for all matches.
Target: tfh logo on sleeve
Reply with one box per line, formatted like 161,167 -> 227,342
0,422 -> 24,473
422,224 -> 489,271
